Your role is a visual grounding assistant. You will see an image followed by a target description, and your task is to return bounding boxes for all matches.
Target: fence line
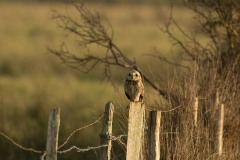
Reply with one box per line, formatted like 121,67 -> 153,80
1,97 -> 225,160
0,112 -> 106,159
0,102 -> 127,160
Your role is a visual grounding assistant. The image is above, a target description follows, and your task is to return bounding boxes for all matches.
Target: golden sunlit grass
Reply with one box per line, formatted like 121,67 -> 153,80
0,2 -> 198,159
0,2 -> 195,109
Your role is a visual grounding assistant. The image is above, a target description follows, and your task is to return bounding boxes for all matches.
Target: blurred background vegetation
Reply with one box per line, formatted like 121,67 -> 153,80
2,0 -> 238,160
0,0 -> 182,4
0,1 -> 191,159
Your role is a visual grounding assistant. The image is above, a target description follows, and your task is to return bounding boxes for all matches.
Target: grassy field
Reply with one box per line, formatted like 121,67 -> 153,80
0,2 -> 198,159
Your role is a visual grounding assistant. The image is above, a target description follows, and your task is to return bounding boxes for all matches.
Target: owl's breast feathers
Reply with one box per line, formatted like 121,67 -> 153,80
125,80 -> 138,85
124,80 -> 144,102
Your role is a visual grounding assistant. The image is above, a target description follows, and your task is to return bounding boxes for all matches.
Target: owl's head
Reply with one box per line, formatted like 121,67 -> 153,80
126,70 -> 142,81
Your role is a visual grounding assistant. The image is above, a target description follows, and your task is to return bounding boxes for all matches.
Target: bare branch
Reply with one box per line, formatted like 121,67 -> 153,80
50,3 -> 135,72
158,8 -> 197,61
49,2 -> 177,100
144,48 -> 190,70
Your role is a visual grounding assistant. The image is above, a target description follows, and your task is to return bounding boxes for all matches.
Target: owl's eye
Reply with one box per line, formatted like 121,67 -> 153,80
135,73 -> 138,77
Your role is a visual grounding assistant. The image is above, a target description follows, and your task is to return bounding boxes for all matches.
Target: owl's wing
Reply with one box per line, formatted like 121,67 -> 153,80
139,93 -> 144,102
124,82 -> 130,100
125,91 -> 131,100
139,82 -> 144,102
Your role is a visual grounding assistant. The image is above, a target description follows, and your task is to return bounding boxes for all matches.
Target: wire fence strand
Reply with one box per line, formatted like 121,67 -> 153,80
58,144 -> 108,154
58,114 -> 104,150
0,131 -> 44,154
111,134 -> 127,148
58,134 -> 127,154
40,152 -> 47,160
0,110 -> 127,159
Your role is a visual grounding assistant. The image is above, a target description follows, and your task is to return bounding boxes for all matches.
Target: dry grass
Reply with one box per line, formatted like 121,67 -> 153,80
1,2 -> 238,160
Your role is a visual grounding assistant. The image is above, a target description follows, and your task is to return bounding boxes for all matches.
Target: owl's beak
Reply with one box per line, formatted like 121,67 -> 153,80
128,75 -> 133,80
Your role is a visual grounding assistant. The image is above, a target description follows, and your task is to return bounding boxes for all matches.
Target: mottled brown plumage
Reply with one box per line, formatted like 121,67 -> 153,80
124,70 -> 144,102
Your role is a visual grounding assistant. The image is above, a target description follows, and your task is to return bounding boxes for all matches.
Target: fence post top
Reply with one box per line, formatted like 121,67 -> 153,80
107,101 -> 114,106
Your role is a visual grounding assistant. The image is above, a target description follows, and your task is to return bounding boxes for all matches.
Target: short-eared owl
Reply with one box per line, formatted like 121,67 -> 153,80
124,70 -> 144,102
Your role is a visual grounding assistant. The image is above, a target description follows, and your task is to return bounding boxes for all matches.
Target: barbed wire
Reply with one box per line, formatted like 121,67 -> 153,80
58,114 -> 103,150
40,152 -> 47,160
110,134 -> 127,141
1,105 -> 180,159
0,131 -> 44,154
58,144 -> 108,154
57,134 -> 127,154
145,105 -> 182,113
0,114 -> 104,159
0,113 -> 128,159
110,134 -> 127,148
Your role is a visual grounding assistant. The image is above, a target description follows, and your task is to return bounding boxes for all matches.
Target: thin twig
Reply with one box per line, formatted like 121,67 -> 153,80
144,51 -> 189,70
161,105 -> 182,113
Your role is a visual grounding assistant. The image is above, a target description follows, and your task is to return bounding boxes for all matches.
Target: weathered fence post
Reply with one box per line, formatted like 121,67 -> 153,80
213,91 -> 224,156
126,102 -> 145,160
46,108 -> 60,160
100,101 -> 114,160
215,104 -> 224,156
148,111 -> 161,160
193,97 -> 199,127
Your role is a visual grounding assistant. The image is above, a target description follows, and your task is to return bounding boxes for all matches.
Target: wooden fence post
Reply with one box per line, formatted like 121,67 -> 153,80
193,97 -> 199,127
126,102 -> 145,160
216,104 -> 224,156
46,108 -> 60,160
100,101 -> 114,160
148,111 -> 161,160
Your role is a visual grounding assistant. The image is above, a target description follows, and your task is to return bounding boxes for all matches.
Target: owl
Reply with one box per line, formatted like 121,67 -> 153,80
124,70 -> 144,102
